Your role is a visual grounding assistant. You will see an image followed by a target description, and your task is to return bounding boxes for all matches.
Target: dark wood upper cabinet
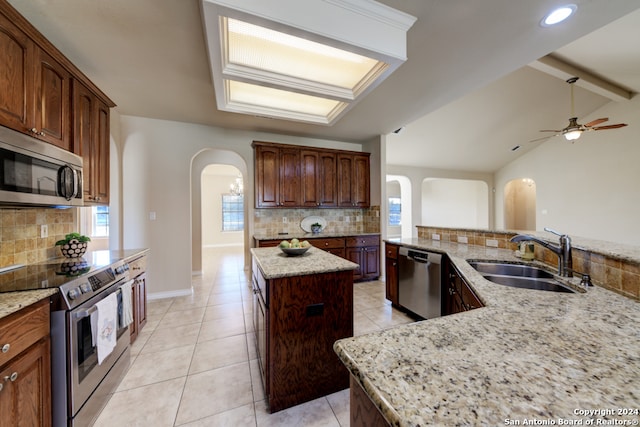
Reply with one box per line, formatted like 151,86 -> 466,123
73,81 -> 110,204
338,153 -> 370,208
300,149 -> 338,207
254,141 -> 369,209
1,1 -> 114,164
34,48 -> 71,150
0,12 -> 33,133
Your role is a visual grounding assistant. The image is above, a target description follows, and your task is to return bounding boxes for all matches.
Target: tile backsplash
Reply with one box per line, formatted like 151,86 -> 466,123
0,208 -> 77,266
417,226 -> 640,301
254,206 -> 380,236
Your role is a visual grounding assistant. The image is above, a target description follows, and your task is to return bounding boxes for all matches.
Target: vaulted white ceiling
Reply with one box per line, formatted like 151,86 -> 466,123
9,0 -> 640,172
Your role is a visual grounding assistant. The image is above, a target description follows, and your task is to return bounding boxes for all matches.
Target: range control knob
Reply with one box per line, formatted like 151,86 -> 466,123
80,283 -> 92,294
67,287 -> 80,300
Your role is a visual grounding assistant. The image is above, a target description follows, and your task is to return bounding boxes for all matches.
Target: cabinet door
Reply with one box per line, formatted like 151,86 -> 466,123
352,154 -> 370,207
93,100 -> 110,204
255,145 -> 279,207
0,339 -> 51,427
318,151 -> 337,207
278,148 -> 301,207
136,273 -> 147,330
0,13 -> 34,133
129,283 -> 138,343
346,247 -> 363,281
74,81 -> 110,204
34,48 -> 71,150
337,154 -> 354,207
362,246 -> 380,280
300,150 -> 320,207
385,256 -> 399,306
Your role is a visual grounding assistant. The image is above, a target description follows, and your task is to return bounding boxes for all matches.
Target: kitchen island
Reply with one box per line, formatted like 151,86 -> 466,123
251,246 -> 358,412
334,239 -> 640,426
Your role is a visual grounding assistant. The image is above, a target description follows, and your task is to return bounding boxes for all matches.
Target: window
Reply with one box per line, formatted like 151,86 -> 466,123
92,206 -> 109,237
389,197 -> 401,226
222,194 -> 244,231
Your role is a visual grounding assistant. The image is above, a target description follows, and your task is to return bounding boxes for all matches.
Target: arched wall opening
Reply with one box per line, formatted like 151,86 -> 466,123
386,175 -> 412,238
191,149 -> 249,275
503,178 -> 536,230
421,178 -> 489,228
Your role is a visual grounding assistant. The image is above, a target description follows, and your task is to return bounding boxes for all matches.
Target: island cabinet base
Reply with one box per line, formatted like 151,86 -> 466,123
350,376 -> 390,427
255,267 -> 354,413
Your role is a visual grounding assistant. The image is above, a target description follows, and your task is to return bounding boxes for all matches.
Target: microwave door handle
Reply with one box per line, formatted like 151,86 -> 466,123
58,165 -> 73,200
72,168 -> 79,199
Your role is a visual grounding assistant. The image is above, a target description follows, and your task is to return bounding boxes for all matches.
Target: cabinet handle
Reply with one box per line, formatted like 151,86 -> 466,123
0,382 -> 3,392
1,343 -> 9,353
4,372 -> 18,382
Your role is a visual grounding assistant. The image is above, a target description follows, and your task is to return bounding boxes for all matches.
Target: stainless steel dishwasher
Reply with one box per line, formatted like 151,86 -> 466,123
398,247 -> 442,319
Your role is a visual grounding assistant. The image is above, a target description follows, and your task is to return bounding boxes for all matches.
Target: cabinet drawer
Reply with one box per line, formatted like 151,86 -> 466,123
385,243 -> 399,259
311,238 -> 345,249
346,235 -> 380,248
256,239 -> 281,248
0,299 -> 49,367
129,255 -> 147,275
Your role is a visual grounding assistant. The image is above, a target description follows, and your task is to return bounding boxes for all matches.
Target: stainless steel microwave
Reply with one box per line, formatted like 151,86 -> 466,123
0,126 -> 84,208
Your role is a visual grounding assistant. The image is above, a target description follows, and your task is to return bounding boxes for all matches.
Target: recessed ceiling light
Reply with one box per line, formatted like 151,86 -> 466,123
541,4 -> 577,27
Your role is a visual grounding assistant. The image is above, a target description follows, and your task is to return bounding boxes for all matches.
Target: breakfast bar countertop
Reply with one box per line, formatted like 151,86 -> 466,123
250,246 -> 358,279
334,238 -> 640,426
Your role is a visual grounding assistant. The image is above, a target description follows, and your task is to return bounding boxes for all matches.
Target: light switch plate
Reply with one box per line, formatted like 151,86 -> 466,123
486,239 -> 499,247
458,236 -> 468,244
432,233 -> 440,241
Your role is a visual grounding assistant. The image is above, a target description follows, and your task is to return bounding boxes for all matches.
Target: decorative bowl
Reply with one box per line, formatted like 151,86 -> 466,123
280,246 -> 311,256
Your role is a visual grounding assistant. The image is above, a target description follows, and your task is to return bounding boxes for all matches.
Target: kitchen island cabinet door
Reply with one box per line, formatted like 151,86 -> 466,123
385,243 -> 400,307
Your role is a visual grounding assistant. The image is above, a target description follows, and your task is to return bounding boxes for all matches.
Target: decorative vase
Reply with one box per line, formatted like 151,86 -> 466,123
60,239 -> 88,258
311,225 -> 322,234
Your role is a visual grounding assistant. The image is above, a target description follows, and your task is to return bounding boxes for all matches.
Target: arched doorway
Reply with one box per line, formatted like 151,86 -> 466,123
504,178 -> 536,230
191,149 -> 249,275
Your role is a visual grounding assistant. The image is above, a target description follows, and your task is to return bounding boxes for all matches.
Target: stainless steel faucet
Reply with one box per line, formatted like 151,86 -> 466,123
510,227 -> 573,277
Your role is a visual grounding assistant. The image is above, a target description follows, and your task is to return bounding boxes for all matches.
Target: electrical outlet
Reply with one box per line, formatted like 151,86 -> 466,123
282,217 -> 288,223
356,215 -> 362,222
149,211 -> 157,221
432,233 -> 440,241
345,217 -> 350,223
40,224 -> 48,238
486,239 -> 499,248
458,236 -> 468,244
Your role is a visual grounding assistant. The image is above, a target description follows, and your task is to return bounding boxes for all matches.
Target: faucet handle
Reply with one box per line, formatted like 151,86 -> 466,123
544,227 -> 565,237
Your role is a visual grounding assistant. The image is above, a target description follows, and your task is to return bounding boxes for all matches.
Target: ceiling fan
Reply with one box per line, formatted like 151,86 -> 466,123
530,77 -> 628,143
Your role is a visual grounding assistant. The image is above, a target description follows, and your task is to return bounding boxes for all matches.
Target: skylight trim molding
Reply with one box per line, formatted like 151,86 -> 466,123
201,0 -> 416,125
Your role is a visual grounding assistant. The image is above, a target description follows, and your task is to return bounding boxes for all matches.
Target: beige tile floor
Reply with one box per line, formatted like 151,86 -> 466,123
94,246 -> 414,426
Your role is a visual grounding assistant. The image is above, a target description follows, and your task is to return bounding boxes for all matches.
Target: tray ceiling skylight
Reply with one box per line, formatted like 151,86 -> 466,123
201,0 -> 416,125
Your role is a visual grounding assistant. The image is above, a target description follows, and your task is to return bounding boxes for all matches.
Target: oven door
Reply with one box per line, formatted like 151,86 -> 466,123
67,281 -> 130,417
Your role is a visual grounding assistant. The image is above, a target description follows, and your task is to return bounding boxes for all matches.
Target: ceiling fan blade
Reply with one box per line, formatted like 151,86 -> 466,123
592,123 -> 628,130
539,129 -> 562,133
584,117 -> 608,127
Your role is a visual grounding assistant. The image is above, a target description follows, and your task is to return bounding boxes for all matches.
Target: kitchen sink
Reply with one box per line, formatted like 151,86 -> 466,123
468,262 -> 576,293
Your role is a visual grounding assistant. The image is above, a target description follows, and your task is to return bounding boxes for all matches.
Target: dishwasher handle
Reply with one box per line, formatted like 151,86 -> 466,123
399,247 -> 441,264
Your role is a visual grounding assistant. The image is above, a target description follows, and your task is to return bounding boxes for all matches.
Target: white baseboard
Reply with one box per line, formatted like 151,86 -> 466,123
192,270 -> 203,276
148,288 -> 193,300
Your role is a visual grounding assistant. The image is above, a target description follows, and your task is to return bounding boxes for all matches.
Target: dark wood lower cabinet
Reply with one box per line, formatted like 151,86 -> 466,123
384,243 -> 400,307
350,376 -> 389,427
252,260 -> 353,413
443,257 -> 483,316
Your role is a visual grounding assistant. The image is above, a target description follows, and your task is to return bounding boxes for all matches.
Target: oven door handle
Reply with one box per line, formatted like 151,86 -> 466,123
72,287 -> 123,320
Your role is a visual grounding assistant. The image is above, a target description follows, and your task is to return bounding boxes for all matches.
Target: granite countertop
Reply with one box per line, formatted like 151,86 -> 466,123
334,238 -> 640,426
0,289 -> 58,320
251,246 -> 359,279
253,232 -> 380,241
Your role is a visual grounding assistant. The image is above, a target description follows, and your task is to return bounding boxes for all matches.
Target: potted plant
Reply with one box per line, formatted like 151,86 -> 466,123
55,232 -> 91,258
310,222 -> 323,234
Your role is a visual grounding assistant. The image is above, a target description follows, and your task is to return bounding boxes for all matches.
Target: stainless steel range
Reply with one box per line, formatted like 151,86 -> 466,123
50,257 -> 133,427
0,252 -> 135,427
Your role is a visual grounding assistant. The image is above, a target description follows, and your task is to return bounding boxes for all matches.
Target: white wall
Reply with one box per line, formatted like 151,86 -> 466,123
495,96 -> 640,245
386,165 -> 493,236
421,178 -> 489,228
118,115 -> 372,298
